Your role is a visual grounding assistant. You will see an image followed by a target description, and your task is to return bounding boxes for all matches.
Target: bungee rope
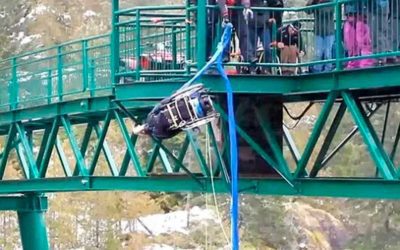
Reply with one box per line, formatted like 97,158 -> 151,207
179,23 -> 239,250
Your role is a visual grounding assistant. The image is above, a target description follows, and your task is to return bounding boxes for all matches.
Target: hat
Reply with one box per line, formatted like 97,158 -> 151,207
291,21 -> 301,30
289,21 -> 301,31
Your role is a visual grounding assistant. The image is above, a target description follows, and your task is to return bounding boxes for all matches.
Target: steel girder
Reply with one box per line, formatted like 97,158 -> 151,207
0,89 -> 398,198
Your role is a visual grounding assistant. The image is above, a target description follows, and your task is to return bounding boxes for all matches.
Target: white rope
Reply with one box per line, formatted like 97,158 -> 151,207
205,191 -> 208,250
205,126 -> 230,246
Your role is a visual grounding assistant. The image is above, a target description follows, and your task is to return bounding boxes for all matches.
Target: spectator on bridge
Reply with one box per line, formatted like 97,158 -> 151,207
344,2 -> 374,69
389,0 -> 400,62
190,0 -> 231,63
368,0 -> 391,65
271,21 -> 305,75
206,0 -> 231,62
306,0 -> 335,72
238,0 -> 283,74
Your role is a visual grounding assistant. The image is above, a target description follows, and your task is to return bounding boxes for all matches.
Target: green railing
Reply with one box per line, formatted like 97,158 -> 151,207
115,5 -> 196,83
0,34 -> 112,113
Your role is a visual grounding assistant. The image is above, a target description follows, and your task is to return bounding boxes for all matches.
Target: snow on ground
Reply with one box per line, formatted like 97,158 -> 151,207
123,206 -> 218,236
83,10 -> 98,20
27,4 -> 50,19
20,34 -> 41,45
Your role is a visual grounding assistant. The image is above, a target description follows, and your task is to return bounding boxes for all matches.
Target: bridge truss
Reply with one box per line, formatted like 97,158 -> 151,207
0,0 -> 400,248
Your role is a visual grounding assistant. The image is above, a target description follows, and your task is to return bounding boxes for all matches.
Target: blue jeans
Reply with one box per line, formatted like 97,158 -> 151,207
313,35 -> 335,72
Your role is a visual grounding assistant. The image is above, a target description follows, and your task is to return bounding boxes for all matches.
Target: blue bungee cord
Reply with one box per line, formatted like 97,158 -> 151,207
216,24 -> 239,250
178,23 -> 239,250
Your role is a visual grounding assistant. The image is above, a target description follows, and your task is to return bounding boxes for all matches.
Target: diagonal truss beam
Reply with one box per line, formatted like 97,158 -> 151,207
187,131 -> 211,177
90,112 -> 117,176
254,107 -> 294,186
61,116 -> 88,176
310,102 -> 346,177
320,103 -> 382,168
55,137 -> 73,177
283,126 -> 300,165
114,110 -> 145,177
39,119 -> 59,177
0,125 -> 16,179
16,123 -> 39,179
294,91 -> 339,178
215,104 -> 278,169
72,124 -> 93,176
342,91 -> 396,180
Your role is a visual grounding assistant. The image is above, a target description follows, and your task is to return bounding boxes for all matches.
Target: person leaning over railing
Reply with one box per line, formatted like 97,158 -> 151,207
306,0 -> 335,73
204,0 -> 231,62
271,21 -> 305,75
239,0 -> 283,74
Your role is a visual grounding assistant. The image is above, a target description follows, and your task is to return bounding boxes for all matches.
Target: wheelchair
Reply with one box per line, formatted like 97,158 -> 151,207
257,44 -> 302,75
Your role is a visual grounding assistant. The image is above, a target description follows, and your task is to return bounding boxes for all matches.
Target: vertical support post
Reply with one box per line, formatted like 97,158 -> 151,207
196,0 -> 207,68
335,0 -> 343,71
172,25 -> 178,69
10,57 -> 18,110
89,59 -> 96,97
135,9 -> 141,81
271,22 -> 278,65
18,194 -> 49,250
82,40 -> 89,91
111,0 -> 120,86
185,0 -> 192,75
57,46 -> 63,102
47,70 -> 52,104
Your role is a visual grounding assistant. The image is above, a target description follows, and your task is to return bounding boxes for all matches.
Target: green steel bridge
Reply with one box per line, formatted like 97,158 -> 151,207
2,0 -> 400,248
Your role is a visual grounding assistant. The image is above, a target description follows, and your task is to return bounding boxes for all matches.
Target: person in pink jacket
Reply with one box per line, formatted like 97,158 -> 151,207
344,3 -> 374,69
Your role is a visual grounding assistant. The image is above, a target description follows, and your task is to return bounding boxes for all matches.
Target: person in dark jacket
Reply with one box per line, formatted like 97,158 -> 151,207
390,0 -> 400,62
368,0 -> 390,64
273,21 -> 305,75
306,0 -> 335,72
238,0 -> 283,74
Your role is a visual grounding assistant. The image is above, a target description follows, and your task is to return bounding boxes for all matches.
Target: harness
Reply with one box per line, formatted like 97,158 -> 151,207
145,84 -> 218,138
